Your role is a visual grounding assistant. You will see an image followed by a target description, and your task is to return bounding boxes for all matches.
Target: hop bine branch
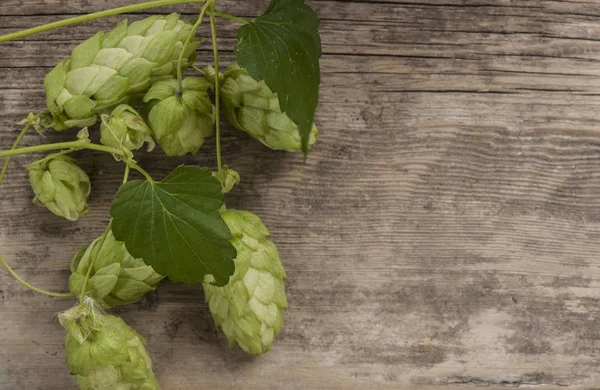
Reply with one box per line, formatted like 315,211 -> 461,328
0,121 -> 73,298
0,0 -> 206,43
0,0 -> 322,386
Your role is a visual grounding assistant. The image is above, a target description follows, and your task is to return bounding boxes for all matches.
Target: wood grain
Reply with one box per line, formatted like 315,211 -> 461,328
2,0 -> 600,389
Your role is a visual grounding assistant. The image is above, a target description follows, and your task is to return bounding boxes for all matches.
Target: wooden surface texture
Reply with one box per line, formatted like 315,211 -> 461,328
2,0 -> 600,389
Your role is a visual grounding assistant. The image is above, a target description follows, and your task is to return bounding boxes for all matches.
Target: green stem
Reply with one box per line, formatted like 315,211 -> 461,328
208,11 -> 250,25
0,254 -> 73,298
0,0 -> 206,43
0,123 -> 72,298
209,12 -> 223,174
0,141 -> 124,159
127,161 -> 154,182
192,64 -> 205,76
78,164 -> 129,305
79,221 -> 113,306
0,123 -> 30,184
123,164 -> 131,184
26,148 -> 79,169
177,2 -> 210,91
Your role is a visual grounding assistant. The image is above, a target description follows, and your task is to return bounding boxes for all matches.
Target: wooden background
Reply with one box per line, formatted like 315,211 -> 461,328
2,0 -> 600,389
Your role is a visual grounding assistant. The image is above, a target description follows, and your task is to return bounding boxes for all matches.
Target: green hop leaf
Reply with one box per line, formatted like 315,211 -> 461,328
203,209 -> 288,355
28,155 -> 91,221
206,63 -> 319,152
110,165 -> 236,284
143,77 -> 214,156
235,0 -> 321,154
69,229 -> 164,308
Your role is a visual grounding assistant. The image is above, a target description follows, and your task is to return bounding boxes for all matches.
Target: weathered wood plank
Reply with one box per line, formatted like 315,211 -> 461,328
3,0 -> 600,389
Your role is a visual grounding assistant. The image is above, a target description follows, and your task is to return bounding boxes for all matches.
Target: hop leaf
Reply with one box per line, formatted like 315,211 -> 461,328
28,155 -> 91,221
43,13 -> 201,131
206,63 -> 318,152
100,104 -> 155,160
143,76 -> 214,156
235,0 -> 322,153
110,166 -> 236,285
59,299 -> 160,389
69,229 -> 164,308
203,210 -> 288,355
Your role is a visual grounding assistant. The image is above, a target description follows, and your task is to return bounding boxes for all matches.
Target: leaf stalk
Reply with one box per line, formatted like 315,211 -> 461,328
208,11 -> 250,25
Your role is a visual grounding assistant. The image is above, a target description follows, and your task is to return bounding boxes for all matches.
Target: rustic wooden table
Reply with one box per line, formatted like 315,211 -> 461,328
2,1 -> 600,389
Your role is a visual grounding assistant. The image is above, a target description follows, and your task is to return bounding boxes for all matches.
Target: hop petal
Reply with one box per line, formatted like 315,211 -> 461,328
143,76 -> 214,156
203,210 -> 288,355
28,156 -> 90,221
206,63 -> 318,152
44,14 -> 201,131
70,229 -> 164,308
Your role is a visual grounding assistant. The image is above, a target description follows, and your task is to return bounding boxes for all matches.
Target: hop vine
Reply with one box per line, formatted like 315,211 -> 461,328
0,0 -> 321,387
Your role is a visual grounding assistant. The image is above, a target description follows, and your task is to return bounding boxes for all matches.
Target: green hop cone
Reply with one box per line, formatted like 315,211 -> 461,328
100,104 -> 155,160
43,13 -> 201,131
205,63 -> 318,152
70,229 -> 164,308
59,299 -> 160,390
143,76 -> 214,156
203,209 -> 288,355
28,155 -> 91,221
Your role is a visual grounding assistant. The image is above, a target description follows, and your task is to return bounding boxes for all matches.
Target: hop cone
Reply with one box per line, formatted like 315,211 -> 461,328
143,77 -> 214,156
59,299 -> 160,390
28,155 -> 90,221
100,104 -> 155,160
44,13 -> 201,131
203,210 -> 288,355
205,63 -> 318,152
70,230 -> 164,308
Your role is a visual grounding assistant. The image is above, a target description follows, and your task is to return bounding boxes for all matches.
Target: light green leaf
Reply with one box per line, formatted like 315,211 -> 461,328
110,166 -> 236,284
235,0 -> 321,154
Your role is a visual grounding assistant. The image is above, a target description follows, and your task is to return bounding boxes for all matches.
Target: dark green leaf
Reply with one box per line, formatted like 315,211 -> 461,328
235,0 -> 321,154
110,166 -> 236,285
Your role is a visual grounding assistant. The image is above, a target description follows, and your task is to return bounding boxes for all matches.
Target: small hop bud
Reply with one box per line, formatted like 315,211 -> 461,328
203,210 -> 288,355
59,299 -> 160,390
28,155 -> 91,221
100,104 -> 155,160
18,112 -> 44,135
206,63 -> 318,152
76,127 -> 91,143
213,166 -> 240,194
70,229 -> 164,308
143,76 -> 214,156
